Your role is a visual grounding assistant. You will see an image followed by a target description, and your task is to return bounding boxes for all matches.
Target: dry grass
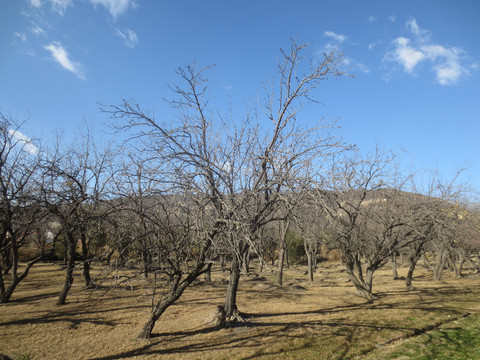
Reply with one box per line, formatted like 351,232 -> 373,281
1,261 -> 480,360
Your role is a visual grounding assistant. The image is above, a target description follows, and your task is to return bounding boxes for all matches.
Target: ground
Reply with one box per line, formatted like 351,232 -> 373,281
1,261 -> 479,359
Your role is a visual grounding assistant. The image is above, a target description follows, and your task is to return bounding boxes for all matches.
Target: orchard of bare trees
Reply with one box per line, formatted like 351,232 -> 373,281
1,41 -> 480,342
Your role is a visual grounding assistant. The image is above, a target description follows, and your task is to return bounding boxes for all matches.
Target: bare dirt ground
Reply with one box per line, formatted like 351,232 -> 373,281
1,261 -> 479,359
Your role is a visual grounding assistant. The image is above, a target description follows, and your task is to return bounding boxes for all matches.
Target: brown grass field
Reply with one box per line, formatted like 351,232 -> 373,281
1,261 -> 479,359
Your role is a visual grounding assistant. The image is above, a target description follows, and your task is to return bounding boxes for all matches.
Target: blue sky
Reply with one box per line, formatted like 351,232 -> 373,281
1,0 -> 480,192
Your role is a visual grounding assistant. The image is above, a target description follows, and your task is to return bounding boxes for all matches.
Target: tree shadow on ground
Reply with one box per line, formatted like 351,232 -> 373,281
0,304 -> 148,328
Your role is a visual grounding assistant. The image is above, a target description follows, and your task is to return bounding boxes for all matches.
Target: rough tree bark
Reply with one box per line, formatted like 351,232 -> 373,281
57,231 -> 76,305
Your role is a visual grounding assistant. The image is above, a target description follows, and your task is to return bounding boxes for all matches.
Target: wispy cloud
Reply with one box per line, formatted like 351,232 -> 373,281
324,31 -> 347,43
31,21 -> 45,36
49,0 -> 73,15
8,130 -> 39,155
368,15 -> 377,22
44,41 -> 86,80
14,32 -> 27,42
384,18 -> 473,85
406,18 -> 430,42
388,15 -> 396,22
116,28 -> 138,48
89,0 -> 137,19
322,30 -> 369,74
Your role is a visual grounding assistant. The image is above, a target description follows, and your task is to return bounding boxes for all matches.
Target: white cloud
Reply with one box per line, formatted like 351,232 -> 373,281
388,15 -> 396,22
89,0 -> 137,19
368,15 -> 377,22
14,32 -> 27,42
30,0 -> 42,7
384,18 -> 471,85
391,37 -> 426,72
422,46 -> 468,85
324,31 -> 347,43
116,28 -> 138,48
8,130 -> 39,155
31,21 -> 45,36
49,0 -> 73,15
44,41 -> 86,80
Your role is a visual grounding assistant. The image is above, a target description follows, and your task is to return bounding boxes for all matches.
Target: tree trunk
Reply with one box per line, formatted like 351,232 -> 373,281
433,250 -> 447,281
285,245 -> 290,269
142,248 -> 150,279
453,254 -> 465,278
277,243 -> 285,286
220,255 -> 226,273
137,231 -> 214,339
276,220 -> 289,286
2,250 -> 12,275
80,231 -> 93,288
105,247 -> 114,265
138,274 -> 187,339
306,249 -> 314,282
204,263 -> 212,283
224,256 -> 242,322
422,253 -> 433,270
57,231 -> 76,305
242,247 -> 250,275
405,254 -> 420,290
1,256 -> 41,303
344,258 -> 376,300
62,235 -> 68,265
391,253 -> 398,280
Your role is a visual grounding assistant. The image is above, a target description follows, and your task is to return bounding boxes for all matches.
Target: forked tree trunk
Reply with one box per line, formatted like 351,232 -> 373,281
433,250 -> 447,281
344,257 -> 377,300
57,231 -> 77,305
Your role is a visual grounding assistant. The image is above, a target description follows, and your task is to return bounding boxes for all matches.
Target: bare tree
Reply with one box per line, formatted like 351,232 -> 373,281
0,113 -> 43,303
315,149 -> 413,300
42,132 -> 114,304
102,39 -> 348,335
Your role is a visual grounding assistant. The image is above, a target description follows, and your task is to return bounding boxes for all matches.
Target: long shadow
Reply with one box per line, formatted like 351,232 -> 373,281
86,282 -> 480,360
7,290 -> 58,303
90,325 -> 269,360
89,315 -> 423,360
0,304 -> 148,328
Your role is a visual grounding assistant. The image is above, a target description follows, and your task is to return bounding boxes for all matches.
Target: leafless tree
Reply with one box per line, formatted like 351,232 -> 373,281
315,148 -> 413,299
0,113 -> 43,303
41,132 -> 114,304
102,39 -> 348,335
